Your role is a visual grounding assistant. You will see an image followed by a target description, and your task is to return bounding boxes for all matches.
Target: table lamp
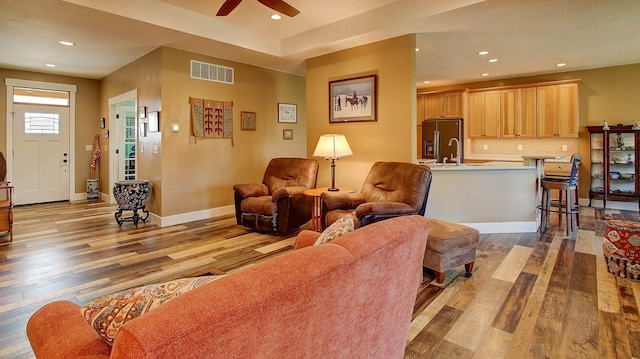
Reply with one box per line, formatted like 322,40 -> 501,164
313,134 -> 353,191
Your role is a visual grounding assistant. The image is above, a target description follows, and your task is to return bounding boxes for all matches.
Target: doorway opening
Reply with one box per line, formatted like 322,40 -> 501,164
108,90 -> 138,204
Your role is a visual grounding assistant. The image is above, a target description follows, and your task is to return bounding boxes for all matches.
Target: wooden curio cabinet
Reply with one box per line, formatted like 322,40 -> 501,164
588,125 -> 640,209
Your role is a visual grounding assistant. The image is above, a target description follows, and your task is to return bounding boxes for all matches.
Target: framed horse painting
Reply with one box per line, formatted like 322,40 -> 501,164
329,74 -> 377,123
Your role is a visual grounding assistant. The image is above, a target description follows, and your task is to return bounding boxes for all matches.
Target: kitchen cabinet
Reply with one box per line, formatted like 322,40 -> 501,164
468,90 -> 500,138
588,125 -> 640,209
422,92 -> 463,119
537,83 -> 578,138
501,87 -> 536,138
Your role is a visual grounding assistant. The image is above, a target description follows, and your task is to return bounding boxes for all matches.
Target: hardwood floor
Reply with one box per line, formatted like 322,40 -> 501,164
0,201 -> 639,358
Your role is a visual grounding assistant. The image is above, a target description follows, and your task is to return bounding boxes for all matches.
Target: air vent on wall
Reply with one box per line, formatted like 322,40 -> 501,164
190,60 -> 234,84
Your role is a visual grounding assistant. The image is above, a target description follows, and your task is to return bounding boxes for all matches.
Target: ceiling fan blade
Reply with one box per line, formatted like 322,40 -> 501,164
257,0 -> 300,17
216,0 -> 243,16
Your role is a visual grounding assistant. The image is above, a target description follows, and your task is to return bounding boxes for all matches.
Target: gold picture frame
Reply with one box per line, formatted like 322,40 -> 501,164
283,129 -> 293,140
241,111 -> 256,130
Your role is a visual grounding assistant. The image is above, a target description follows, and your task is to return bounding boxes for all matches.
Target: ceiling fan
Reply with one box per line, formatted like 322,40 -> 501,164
216,0 -> 300,17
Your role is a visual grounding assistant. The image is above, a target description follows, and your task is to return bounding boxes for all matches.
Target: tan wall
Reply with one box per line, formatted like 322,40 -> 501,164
100,48 -> 163,214
306,35 -> 417,191
417,63 -> 640,198
158,47 -> 307,216
0,68 -> 100,194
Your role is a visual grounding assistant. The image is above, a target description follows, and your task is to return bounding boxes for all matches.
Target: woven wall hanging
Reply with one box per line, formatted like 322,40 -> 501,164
189,97 -> 233,144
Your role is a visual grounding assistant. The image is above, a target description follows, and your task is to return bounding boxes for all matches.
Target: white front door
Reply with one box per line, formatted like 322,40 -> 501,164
13,104 -> 70,205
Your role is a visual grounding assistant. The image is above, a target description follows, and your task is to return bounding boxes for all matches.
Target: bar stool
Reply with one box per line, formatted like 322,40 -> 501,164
538,153 -> 581,235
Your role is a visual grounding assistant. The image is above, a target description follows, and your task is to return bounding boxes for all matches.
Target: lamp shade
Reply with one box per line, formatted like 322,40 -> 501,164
313,134 -> 353,159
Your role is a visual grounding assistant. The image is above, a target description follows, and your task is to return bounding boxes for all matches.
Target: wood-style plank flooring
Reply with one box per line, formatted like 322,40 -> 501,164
0,201 -> 639,358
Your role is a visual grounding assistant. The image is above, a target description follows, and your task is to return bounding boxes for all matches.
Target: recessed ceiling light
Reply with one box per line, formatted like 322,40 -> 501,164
423,81 -> 430,84
59,41 -> 75,46
488,58 -> 498,63
45,64 -> 56,68
478,51 -> 489,55
271,14 -> 281,20
415,48 -> 420,52
556,63 -> 566,67
481,73 -> 490,77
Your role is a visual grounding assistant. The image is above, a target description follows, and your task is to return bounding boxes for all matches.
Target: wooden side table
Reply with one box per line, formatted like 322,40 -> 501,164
303,187 -> 355,232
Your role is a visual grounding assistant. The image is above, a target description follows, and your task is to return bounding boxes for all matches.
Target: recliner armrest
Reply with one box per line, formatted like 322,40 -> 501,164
233,183 -> 269,198
321,192 -> 365,210
355,202 -> 416,218
271,186 -> 307,201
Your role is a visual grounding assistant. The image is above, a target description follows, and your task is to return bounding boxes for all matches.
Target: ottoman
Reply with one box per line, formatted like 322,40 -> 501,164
424,218 -> 479,283
603,220 -> 640,280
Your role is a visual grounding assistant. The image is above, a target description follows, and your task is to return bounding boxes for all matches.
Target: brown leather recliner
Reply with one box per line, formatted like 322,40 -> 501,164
321,161 -> 432,229
233,158 -> 319,234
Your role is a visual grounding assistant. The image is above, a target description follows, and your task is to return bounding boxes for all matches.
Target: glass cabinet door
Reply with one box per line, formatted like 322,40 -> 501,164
590,132 -> 604,195
608,131 -> 635,196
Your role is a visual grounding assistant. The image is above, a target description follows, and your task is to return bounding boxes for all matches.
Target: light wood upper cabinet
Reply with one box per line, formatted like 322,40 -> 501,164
537,83 -> 578,138
501,87 -> 536,138
443,92 -> 463,118
421,92 -> 463,119
468,90 -> 501,138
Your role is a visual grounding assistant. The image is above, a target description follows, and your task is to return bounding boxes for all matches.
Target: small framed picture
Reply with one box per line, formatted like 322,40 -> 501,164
139,106 -> 147,119
241,111 -> 257,130
99,117 -> 105,129
283,129 -> 293,140
139,122 -> 147,137
148,111 -> 159,132
278,103 -> 297,123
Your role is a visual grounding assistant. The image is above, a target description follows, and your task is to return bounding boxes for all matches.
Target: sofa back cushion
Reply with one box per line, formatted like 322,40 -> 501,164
110,215 -> 430,359
262,157 -> 319,193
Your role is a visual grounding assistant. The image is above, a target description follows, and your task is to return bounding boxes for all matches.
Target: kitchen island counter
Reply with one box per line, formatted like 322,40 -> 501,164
422,163 -> 537,233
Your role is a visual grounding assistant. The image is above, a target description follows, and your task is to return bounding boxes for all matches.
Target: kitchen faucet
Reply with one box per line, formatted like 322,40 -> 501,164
448,138 -> 461,165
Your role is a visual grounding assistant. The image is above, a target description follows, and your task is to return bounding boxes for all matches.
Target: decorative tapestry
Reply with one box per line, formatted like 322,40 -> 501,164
189,97 -> 233,140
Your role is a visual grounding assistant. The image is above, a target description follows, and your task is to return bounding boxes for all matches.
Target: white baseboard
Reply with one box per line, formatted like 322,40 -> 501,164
75,192 -> 235,227
583,198 -> 639,212
151,205 -> 236,227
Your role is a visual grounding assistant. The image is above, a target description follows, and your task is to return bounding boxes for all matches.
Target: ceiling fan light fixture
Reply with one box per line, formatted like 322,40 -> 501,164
271,14 -> 282,20
217,0 -> 299,17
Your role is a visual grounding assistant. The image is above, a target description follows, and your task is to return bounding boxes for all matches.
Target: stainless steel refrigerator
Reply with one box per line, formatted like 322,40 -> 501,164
422,119 -> 463,162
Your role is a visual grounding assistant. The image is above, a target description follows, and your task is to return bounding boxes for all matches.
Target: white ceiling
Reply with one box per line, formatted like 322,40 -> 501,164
1,0 -> 639,87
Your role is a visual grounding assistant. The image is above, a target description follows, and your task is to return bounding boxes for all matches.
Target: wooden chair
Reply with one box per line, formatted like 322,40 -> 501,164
0,152 -> 13,243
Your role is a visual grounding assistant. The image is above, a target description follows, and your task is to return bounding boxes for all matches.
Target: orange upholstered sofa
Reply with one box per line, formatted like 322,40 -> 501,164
26,215 -> 430,359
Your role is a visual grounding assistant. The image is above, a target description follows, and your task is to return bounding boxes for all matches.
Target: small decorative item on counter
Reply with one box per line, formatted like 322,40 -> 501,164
603,121 -> 610,130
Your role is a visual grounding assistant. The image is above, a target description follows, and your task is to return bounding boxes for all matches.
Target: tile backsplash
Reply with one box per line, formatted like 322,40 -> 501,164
470,138 -> 579,159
